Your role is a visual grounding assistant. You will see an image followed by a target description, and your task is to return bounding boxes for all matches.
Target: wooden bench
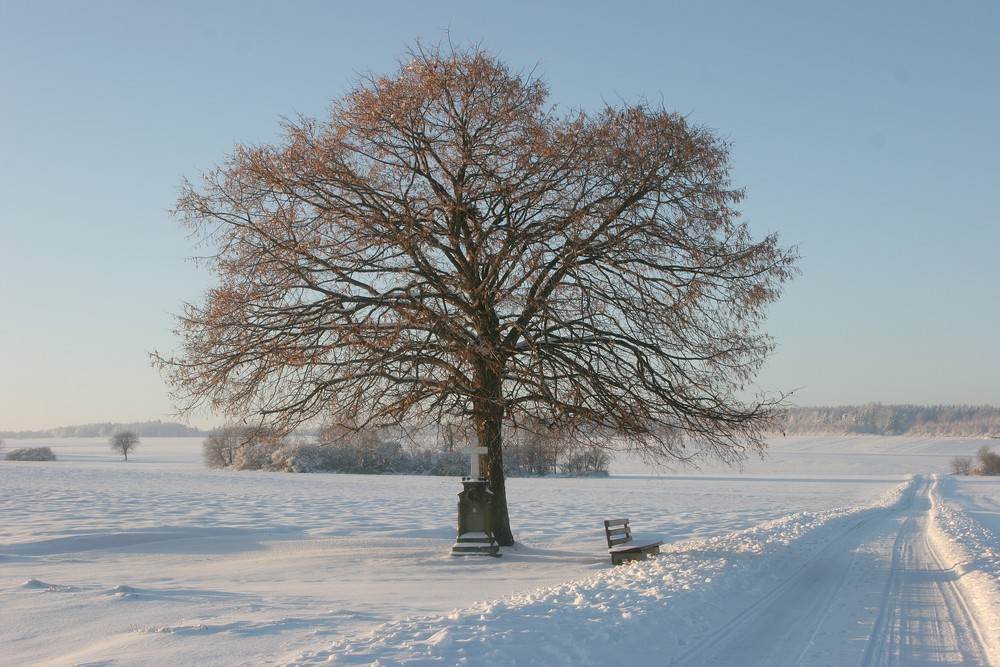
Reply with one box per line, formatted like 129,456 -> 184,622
604,518 -> 663,565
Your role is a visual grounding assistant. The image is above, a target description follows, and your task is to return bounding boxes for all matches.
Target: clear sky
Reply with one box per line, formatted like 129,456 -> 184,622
1,0 -> 998,431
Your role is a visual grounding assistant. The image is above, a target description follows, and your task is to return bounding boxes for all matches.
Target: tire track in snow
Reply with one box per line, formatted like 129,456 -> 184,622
669,476 -> 990,666
862,478 -> 989,666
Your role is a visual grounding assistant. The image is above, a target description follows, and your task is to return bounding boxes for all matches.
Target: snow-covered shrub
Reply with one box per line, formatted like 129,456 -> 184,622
287,427 -> 413,474
424,449 -> 468,476
975,446 -> 1000,475
276,441 -> 341,473
951,456 -> 974,475
230,440 -> 280,470
203,428 -> 243,468
200,422 -> 610,477
503,424 -> 561,476
5,446 -> 57,461
560,444 -> 612,476
203,426 -> 287,470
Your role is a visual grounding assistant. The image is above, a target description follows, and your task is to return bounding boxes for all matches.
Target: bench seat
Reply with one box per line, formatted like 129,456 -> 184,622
604,518 -> 662,565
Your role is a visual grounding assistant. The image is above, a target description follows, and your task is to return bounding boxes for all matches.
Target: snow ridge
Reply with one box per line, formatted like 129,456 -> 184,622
287,479 -> 914,666
928,475 -> 1000,662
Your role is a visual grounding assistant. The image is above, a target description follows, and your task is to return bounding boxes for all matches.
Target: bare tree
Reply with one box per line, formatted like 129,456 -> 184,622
203,424 -> 285,469
951,455 -> 973,475
110,430 -> 140,461
154,43 -> 798,545
203,425 -> 252,468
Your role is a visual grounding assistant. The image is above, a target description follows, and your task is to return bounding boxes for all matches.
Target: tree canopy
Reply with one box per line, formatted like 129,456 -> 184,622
110,430 -> 140,461
155,44 -> 798,545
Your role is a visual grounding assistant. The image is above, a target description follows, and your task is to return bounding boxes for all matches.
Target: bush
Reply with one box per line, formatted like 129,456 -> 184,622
203,428 -> 242,468
200,423 -> 611,478
5,446 -> 57,461
422,449 -> 468,477
203,426 -> 287,470
294,429 -> 411,474
503,421 -> 565,476
561,444 -> 612,476
975,446 -> 1000,476
951,456 -> 974,475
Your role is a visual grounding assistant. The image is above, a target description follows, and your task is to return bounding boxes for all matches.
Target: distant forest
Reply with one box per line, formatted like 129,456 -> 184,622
0,420 -> 208,439
777,404 -> 1000,438
5,404 -> 999,440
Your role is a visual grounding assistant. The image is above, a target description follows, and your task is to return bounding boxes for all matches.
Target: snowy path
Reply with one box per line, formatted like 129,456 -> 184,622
863,479 -> 989,666
670,476 -> 990,666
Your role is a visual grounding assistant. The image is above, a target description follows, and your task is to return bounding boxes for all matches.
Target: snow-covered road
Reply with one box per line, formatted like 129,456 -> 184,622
864,478 -> 989,666
670,476 -> 990,666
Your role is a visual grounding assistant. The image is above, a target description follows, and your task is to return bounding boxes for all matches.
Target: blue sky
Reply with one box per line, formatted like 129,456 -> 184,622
1,1 -> 997,431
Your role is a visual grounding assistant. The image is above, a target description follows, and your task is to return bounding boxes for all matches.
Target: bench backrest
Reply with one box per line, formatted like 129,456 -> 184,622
604,518 -> 633,548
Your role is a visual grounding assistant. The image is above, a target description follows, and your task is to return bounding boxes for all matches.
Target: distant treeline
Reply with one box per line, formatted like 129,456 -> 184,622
777,403 -> 1000,438
0,420 -> 209,439
7,405 -> 999,440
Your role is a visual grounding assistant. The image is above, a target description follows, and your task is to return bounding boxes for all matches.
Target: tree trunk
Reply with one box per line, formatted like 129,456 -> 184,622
475,371 -> 515,547
481,413 -> 514,546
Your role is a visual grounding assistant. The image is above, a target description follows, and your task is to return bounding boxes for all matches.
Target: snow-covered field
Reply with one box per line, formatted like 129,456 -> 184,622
2,436 -> 998,666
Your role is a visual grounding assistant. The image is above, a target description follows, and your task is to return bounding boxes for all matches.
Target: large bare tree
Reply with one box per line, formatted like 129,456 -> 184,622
155,44 -> 798,545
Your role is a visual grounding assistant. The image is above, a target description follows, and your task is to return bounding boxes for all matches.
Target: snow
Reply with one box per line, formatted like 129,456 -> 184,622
1,436 -> 997,665
929,475 -> 1000,658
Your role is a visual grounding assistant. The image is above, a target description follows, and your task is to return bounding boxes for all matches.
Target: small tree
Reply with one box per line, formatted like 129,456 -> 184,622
506,427 -> 560,476
203,424 -> 289,470
203,425 -> 250,468
951,455 -> 973,476
562,443 -> 612,475
110,430 -> 140,461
